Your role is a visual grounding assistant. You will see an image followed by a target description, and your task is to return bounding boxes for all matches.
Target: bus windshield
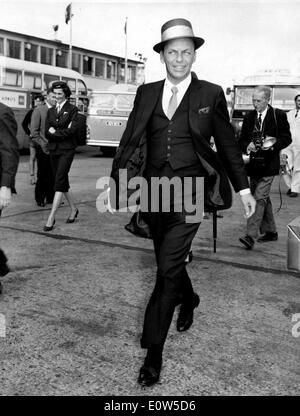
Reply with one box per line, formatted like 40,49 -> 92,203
234,87 -> 254,109
272,86 -> 300,109
88,92 -> 135,116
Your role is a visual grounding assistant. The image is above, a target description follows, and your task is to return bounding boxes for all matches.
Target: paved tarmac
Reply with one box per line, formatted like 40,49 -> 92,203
0,146 -> 299,396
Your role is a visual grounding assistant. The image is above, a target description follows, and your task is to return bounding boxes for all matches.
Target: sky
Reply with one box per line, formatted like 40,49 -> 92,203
1,0 -> 300,90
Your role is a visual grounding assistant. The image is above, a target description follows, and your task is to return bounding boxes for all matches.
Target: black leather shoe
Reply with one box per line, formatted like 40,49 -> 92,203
37,201 -> 45,207
66,208 -> 79,223
239,235 -> 255,250
43,219 -> 55,232
257,232 -> 278,242
138,364 -> 161,387
287,189 -> 291,195
289,192 -> 298,197
177,293 -> 200,332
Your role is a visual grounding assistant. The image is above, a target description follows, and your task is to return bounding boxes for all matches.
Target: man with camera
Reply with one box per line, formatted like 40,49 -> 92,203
238,85 -> 291,250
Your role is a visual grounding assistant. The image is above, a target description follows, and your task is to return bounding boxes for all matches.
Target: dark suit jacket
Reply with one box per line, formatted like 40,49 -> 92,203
45,101 -> 78,151
0,103 -> 19,191
110,73 -> 249,211
239,106 -> 292,177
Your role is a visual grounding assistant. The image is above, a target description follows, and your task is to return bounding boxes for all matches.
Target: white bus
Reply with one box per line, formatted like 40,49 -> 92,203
86,84 -> 137,155
0,56 -> 89,149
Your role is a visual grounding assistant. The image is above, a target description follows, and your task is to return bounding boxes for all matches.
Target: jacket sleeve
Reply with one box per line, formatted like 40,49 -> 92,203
30,107 -> 41,140
272,109 -> 292,152
238,114 -> 252,154
0,107 -> 19,188
212,87 -> 249,192
21,109 -> 33,136
112,86 -> 142,166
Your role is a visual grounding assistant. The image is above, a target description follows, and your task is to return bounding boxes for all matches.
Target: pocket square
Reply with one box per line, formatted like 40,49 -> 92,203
63,111 -> 68,115
198,106 -> 210,114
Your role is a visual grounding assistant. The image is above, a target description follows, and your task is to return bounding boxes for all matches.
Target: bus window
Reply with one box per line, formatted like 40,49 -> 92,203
78,79 -> 87,95
77,97 -> 89,113
273,87 -> 300,109
116,94 -> 135,110
88,93 -> 114,115
62,77 -> 76,92
24,72 -> 42,90
44,74 -> 59,89
234,87 -> 254,109
3,68 -> 22,87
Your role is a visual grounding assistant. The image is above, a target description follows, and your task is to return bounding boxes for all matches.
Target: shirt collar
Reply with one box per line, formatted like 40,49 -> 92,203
257,105 -> 268,118
164,73 -> 192,93
57,100 -> 67,110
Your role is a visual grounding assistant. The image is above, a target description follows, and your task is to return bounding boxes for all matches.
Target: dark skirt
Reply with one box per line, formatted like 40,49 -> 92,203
50,149 -> 75,192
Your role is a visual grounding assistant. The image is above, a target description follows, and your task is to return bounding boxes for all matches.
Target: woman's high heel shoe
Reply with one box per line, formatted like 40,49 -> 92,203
66,208 -> 79,224
43,219 -> 55,232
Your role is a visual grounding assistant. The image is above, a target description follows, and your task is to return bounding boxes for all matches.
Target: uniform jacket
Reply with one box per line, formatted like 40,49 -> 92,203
239,105 -> 292,177
45,101 -> 78,151
0,103 -> 19,191
30,103 -> 50,150
110,73 -> 249,210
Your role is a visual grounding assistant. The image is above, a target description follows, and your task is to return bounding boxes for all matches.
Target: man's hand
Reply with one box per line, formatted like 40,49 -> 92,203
0,186 -> 12,210
246,142 -> 257,153
240,193 -> 256,219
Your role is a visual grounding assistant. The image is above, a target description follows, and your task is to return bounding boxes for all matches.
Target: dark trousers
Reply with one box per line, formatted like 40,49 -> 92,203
35,147 -> 55,204
247,176 -> 276,238
140,163 -> 202,348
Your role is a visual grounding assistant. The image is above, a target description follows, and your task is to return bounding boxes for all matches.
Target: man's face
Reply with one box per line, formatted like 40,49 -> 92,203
53,88 -> 65,104
160,38 -> 196,84
34,98 -> 43,107
295,97 -> 300,109
47,92 -> 56,107
252,90 -> 269,113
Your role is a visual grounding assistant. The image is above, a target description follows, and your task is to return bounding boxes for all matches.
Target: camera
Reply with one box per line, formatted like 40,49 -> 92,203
252,131 -> 264,150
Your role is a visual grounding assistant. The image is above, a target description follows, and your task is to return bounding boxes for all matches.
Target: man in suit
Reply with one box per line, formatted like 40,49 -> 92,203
282,94 -> 300,197
0,103 -> 19,294
30,89 -> 56,207
110,18 -> 256,387
239,86 -> 292,250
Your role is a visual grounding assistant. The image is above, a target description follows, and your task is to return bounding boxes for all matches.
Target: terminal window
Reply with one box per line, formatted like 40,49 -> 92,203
24,43 -> 38,62
72,53 -> 81,73
7,39 -> 21,59
96,58 -> 105,77
41,46 -> 53,65
83,56 -> 93,76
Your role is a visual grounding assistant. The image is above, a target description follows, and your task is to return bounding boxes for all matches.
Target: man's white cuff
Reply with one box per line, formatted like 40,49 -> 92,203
239,188 -> 251,195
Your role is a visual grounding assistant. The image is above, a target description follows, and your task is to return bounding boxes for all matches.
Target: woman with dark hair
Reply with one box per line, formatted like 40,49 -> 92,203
43,81 -> 79,231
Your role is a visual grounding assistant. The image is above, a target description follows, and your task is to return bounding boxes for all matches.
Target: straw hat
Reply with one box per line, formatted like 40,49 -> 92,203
153,18 -> 205,53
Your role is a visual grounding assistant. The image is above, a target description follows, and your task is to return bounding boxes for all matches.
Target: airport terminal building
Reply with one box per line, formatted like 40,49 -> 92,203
0,28 -> 145,91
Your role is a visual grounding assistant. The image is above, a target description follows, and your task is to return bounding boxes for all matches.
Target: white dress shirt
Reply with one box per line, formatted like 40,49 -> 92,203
162,74 -> 192,117
56,100 -> 67,113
